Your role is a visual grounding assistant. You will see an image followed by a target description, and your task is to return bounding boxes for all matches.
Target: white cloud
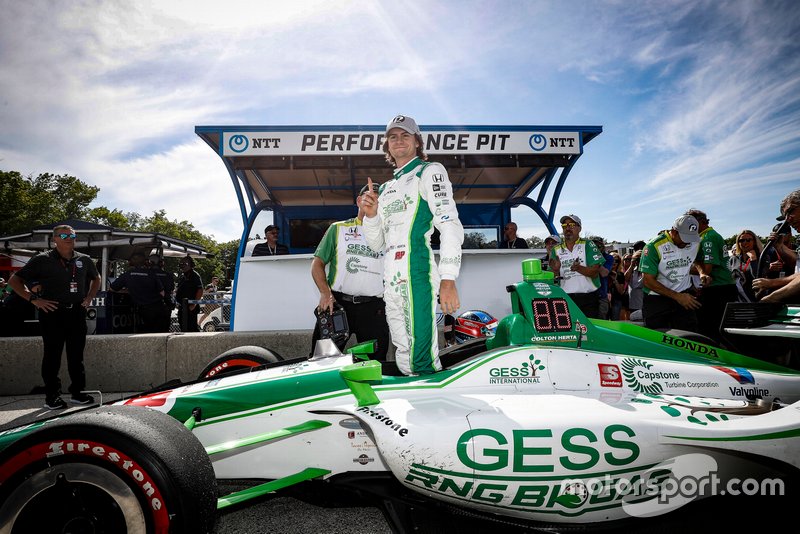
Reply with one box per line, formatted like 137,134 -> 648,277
1,0 -> 798,246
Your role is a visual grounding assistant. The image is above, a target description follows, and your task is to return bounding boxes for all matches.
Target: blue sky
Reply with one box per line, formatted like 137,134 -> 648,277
1,0 -> 798,244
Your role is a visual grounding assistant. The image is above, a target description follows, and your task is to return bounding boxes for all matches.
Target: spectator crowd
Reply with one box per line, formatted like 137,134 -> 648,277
535,189 -> 800,343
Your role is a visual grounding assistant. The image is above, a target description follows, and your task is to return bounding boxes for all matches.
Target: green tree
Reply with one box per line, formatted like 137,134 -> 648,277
0,171 -> 99,235
133,210 -> 224,287
463,231 -> 487,249
216,239 -> 241,287
526,236 -> 545,248
87,206 -> 134,229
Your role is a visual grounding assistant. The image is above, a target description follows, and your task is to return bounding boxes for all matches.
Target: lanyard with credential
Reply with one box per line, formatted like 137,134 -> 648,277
60,256 -> 78,294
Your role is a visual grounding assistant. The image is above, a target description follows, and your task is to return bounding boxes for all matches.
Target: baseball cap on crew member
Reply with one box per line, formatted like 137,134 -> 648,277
265,225 -> 279,233
559,214 -> 582,227
545,234 -> 561,244
385,115 -> 421,136
672,215 -> 700,243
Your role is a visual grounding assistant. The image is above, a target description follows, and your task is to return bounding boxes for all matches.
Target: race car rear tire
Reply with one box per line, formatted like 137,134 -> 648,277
0,406 -> 217,534
198,345 -> 282,380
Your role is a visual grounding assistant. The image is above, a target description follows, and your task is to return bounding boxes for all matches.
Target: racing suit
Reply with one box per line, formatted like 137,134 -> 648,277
363,157 -> 464,375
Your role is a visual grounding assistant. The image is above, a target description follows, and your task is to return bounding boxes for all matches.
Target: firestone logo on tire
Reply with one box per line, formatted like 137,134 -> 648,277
46,440 -> 165,512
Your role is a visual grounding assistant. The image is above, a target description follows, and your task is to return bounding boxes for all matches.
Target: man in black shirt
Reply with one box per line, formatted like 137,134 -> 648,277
149,254 -> 174,332
501,222 -> 528,249
176,255 -> 203,332
111,252 -> 166,333
252,225 -> 289,256
8,224 -> 101,409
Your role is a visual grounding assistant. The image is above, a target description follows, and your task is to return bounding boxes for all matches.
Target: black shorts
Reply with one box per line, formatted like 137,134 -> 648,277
643,293 -> 698,332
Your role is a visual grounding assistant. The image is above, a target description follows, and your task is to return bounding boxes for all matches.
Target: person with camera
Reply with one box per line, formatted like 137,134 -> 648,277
310,183 -> 390,360
7,225 -> 101,409
754,189 -> 800,303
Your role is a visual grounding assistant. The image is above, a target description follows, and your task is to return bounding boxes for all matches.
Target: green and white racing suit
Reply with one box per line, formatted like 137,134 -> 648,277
363,157 -> 464,375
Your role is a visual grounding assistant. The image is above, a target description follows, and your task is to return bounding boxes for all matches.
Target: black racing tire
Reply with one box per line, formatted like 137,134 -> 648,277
660,328 -> 720,347
202,318 -> 219,332
0,405 -> 217,534
197,345 -> 282,380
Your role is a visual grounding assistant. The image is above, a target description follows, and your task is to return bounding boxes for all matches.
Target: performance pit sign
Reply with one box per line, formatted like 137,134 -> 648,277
221,129 -> 582,156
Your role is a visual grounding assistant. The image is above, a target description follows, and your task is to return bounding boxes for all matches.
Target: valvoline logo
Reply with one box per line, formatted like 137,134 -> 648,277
712,366 -> 755,385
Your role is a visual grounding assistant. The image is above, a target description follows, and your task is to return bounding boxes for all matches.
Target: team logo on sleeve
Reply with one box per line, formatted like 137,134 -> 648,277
432,184 -> 441,191
432,174 -> 444,183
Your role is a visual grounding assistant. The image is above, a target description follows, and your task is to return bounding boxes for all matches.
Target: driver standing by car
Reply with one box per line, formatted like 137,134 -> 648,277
362,114 -> 464,376
310,182 -> 391,360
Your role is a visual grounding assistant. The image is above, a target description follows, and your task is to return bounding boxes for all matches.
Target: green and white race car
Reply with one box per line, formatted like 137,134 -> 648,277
1,259 -> 798,533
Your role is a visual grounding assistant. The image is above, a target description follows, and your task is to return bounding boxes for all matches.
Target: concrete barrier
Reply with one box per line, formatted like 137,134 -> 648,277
0,330 -> 314,396
1,325 -> 446,396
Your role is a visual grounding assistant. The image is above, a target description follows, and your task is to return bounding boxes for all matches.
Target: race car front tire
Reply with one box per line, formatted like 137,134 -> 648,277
197,345 -> 282,380
0,405 -> 217,534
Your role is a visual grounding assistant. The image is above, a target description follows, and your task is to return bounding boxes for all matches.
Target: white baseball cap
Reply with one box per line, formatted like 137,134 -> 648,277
385,115 -> 421,136
673,215 -> 701,243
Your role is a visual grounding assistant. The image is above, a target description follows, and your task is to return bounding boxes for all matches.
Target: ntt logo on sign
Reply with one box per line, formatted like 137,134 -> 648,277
229,134 -> 249,153
529,134 -> 547,151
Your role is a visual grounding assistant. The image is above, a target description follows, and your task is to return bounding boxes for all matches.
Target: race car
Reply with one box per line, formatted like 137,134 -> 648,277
0,259 -> 798,533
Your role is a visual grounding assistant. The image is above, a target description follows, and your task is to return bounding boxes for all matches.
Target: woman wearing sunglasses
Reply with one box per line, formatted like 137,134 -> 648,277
729,229 -> 779,302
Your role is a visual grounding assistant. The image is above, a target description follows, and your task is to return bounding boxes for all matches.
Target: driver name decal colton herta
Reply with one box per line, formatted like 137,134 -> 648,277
356,406 -> 409,437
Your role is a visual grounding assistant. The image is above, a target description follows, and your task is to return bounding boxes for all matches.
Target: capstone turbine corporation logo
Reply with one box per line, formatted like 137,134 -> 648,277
621,357 -> 681,395
529,134 -> 547,151
229,134 -> 249,153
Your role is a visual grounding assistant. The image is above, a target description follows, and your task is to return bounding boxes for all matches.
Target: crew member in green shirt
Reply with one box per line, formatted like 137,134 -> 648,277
685,209 -> 737,343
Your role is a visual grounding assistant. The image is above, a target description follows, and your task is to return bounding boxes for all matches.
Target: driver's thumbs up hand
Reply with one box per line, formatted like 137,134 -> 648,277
362,177 -> 378,218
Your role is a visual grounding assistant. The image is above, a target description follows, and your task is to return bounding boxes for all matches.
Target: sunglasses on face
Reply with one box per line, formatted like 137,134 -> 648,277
561,223 -> 578,229
738,237 -> 754,243
57,233 -> 77,240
